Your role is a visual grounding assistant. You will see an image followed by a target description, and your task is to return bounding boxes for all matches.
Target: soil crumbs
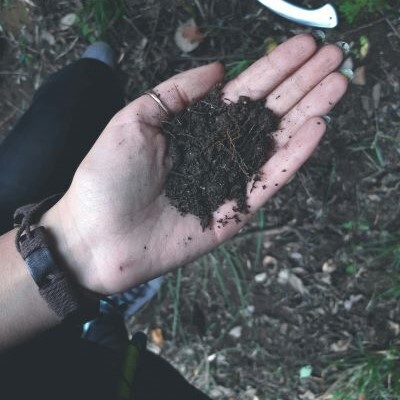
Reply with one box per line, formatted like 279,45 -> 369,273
164,88 -> 279,229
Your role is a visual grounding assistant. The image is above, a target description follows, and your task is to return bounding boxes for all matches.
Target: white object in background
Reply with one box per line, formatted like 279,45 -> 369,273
256,0 -> 338,28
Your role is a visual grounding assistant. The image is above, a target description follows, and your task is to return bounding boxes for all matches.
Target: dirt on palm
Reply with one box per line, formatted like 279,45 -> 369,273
163,88 -> 279,229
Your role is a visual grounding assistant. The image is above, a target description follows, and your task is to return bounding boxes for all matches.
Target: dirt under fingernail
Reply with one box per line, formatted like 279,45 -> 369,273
162,86 -> 280,230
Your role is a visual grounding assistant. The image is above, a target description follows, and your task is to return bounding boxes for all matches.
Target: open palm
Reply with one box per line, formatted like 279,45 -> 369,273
53,34 -> 348,295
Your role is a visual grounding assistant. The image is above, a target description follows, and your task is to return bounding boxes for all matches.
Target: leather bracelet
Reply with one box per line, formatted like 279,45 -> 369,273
14,195 -> 99,324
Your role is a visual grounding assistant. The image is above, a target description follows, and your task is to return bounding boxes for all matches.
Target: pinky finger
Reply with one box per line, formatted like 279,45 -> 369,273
248,117 -> 327,210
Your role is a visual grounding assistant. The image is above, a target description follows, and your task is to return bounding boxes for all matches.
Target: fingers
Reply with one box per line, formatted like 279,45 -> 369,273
248,117 -> 327,210
134,62 -> 225,126
222,34 -> 318,102
274,72 -> 348,149
266,44 -> 344,117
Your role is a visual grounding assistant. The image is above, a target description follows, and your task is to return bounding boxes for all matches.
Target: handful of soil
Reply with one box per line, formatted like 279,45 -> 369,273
163,87 -> 279,229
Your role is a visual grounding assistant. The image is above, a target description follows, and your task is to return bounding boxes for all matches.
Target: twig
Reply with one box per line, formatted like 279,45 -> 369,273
234,225 -> 292,240
142,4 -> 160,61
340,17 -> 386,36
0,71 -> 29,76
54,37 -> 79,61
385,17 -> 400,41
122,15 -> 146,38
0,109 -> 17,130
194,0 -> 206,19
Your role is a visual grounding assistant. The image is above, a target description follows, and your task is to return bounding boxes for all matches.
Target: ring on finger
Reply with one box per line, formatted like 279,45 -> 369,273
145,90 -> 170,115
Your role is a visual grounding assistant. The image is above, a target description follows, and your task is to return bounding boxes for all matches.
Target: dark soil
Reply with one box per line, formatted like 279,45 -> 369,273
163,88 -> 279,229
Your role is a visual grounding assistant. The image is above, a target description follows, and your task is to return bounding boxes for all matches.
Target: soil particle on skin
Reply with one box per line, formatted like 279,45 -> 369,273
163,87 -> 279,229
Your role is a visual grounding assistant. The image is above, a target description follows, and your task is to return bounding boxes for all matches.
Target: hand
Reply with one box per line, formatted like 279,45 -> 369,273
45,34 -> 348,295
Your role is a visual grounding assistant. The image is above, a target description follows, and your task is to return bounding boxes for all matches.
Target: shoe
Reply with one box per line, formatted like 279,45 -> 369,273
81,41 -> 115,69
82,277 -> 163,350
109,276 -> 164,319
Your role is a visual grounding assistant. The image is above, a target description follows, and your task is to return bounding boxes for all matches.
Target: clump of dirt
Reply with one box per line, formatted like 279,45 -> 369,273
163,87 -> 279,229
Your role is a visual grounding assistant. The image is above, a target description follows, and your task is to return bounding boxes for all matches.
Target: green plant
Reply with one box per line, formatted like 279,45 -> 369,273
78,0 -> 124,42
17,36 -> 32,66
225,60 -> 252,80
338,0 -> 387,23
341,220 -> 370,233
325,348 -> 400,400
362,232 -> 400,269
254,209 -> 265,269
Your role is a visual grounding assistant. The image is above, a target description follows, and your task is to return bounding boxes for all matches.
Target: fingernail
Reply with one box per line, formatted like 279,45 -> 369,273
311,29 -> 326,44
322,115 -> 332,125
335,41 -> 350,56
339,67 -> 354,81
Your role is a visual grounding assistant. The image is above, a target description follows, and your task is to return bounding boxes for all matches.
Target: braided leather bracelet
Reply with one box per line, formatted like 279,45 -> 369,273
14,194 -> 99,324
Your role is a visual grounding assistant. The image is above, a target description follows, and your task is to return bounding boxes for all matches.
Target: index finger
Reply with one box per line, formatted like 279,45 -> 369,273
223,33 -> 319,102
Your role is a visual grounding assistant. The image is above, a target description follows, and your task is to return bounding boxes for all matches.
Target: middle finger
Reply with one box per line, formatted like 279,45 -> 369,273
265,44 -> 344,117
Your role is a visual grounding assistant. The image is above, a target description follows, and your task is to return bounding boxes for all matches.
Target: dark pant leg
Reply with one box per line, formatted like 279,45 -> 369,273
0,58 -> 124,234
0,322 -> 212,400
134,350 -> 213,400
0,326 -> 120,400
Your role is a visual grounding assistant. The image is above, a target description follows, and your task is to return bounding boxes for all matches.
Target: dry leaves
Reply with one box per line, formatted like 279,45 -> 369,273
60,13 -> 77,31
278,269 -> 308,295
262,255 -> 278,269
174,18 -> 205,53
228,326 -> 242,339
150,327 -> 165,347
353,66 -> 366,86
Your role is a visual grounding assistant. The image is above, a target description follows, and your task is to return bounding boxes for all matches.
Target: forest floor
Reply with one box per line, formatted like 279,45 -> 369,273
1,1 -> 400,399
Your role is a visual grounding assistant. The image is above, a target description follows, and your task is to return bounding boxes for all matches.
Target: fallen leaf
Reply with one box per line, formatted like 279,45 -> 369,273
388,321 -> 400,336
322,259 -> 337,273
174,18 -> 205,53
278,269 -> 308,295
0,1 -> 29,35
60,13 -> 77,31
361,95 -> 373,117
353,66 -> 366,86
368,194 -> 381,202
254,272 -> 267,283
228,326 -> 242,339
265,37 -> 278,54
372,83 -> 381,109
299,390 -> 316,400
244,305 -> 255,317
290,252 -> 303,261
210,386 -> 235,398
41,30 -> 55,46
344,294 -> 363,311
21,0 -> 36,6
359,35 -> 370,59
150,328 -> 165,347
330,339 -> 351,352
262,255 -> 278,268
207,353 -> 217,362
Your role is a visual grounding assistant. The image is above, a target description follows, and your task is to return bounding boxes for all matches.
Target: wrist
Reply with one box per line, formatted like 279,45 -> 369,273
40,197 -> 105,297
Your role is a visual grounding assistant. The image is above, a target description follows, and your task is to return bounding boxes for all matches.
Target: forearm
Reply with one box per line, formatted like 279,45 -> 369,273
0,229 -> 59,351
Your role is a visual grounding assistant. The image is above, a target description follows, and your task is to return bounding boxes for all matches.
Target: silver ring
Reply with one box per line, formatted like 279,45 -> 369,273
145,91 -> 169,115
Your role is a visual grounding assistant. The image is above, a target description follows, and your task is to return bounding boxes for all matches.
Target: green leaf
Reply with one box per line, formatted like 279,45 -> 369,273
346,264 -> 357,275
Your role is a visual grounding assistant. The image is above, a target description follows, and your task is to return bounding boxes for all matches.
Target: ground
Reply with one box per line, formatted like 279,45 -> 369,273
1,1 -> 400,399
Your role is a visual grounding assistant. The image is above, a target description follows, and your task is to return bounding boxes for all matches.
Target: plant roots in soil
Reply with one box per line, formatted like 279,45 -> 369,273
163,87 -> 279,229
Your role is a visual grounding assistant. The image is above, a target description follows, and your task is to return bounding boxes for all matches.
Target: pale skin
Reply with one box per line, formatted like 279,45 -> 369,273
0,34 -> 348,350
